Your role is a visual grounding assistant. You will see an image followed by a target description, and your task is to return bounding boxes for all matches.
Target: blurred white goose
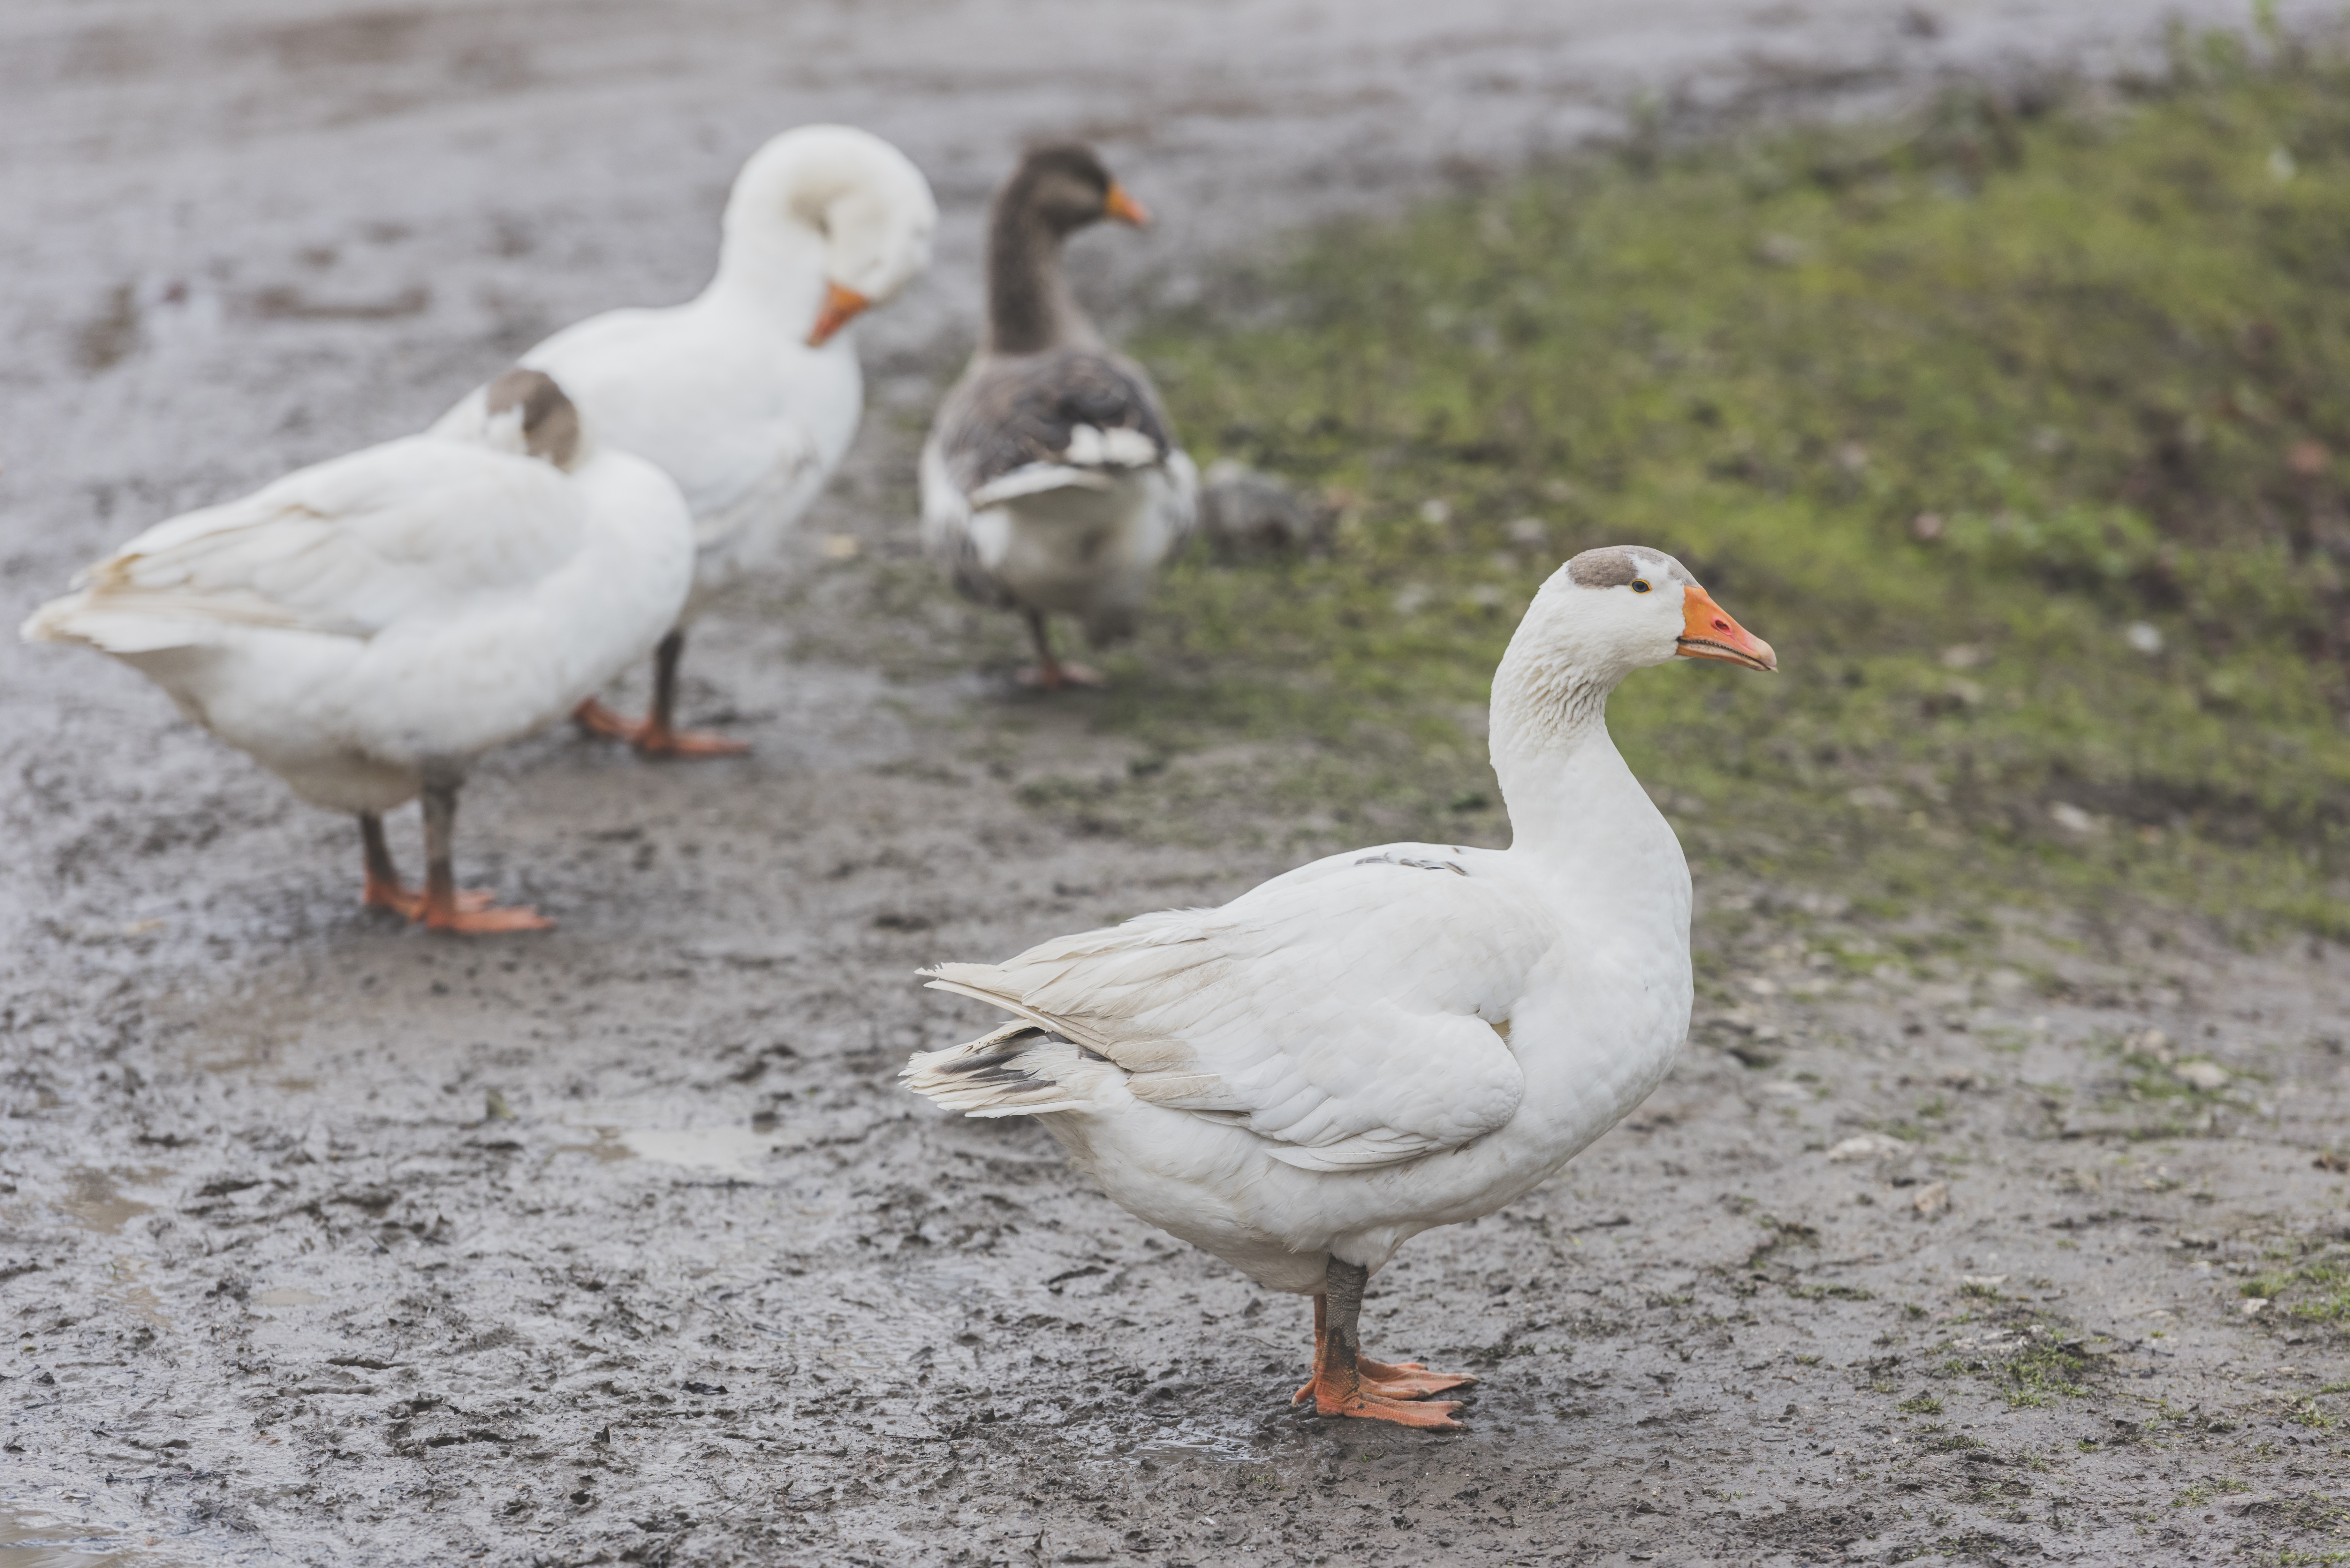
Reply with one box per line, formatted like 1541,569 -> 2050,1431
921,143 -> 1194,690
906,547 -> 1776,1426
436,125 -> 936,755
23,370 -> 694,933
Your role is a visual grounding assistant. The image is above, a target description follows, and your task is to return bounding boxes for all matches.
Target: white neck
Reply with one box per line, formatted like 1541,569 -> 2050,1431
704,169 -> 833,333
1487,634 -> 1680,902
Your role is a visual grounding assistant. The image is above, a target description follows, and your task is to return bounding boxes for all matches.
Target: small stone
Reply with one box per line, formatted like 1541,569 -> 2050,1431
1961,1274 -> 2009,1291
1827,1133 -> 1908,1163
2125,622 -> 2163,655
2049,802 -> 2102,836
2241,1298 -> 2269,1317
2174,1061 -> 2228,1092
1199,461 -> 1322,560
1912,1181 -> 1950,1217
821,533 -> 860,561
1910,512 -> 1944,542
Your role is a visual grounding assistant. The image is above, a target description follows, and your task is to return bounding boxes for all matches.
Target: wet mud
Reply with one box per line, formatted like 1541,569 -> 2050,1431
5,2 -> 2349,1564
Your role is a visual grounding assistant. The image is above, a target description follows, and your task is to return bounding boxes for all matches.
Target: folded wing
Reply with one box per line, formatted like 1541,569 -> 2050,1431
923,349 -> 1192,596
26,439 -> 583,653
919,858 -> 1553,1172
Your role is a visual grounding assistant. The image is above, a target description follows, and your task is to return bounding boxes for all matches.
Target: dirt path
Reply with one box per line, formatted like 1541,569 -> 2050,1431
4,3 -> 2349,1564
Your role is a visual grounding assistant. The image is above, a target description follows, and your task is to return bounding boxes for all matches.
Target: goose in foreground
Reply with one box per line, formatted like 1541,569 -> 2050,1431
24,370 -> 694,932
439,125 -> 936,755
905,547 -> 1776,1426
921,143 -> 1195,690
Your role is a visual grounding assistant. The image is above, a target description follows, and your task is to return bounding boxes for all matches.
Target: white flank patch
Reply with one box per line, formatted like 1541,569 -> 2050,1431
1063,423 -> 1158,468
968,463 -> 1115,509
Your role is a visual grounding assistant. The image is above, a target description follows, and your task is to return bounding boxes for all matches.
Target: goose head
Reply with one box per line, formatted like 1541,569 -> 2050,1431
1000,142 -> 1151,236
983,143 -> 1148,355
447,368 -> 592,472
1557,545 -> 1775,676
1493,546 -> 1774,756
721,125 -> 938,346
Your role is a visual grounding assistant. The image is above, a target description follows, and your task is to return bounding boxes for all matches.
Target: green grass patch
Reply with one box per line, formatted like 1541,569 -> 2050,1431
2244,1240 -> 2350,1326
2001,1338 -> 2101,1407
1086,26 -> 2350,936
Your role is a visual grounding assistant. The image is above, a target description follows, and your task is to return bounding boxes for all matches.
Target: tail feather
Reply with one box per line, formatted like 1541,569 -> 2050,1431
901,1021 -> 1103,1118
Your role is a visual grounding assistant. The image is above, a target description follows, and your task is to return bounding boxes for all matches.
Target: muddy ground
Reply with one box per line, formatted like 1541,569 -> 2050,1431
5,2 -> 2350,1564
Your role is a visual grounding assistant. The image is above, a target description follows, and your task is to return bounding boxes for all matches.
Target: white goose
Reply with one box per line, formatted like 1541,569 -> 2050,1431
439,124 -> 937,755
921,143 -> 1195,690
905,547 -> 1775,1426
23,370 -> 694,933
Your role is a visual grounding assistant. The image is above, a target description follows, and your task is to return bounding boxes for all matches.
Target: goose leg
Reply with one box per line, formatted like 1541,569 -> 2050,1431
572,631 -> 749,758
1292,1291 -> 1477,1407
1016,609 -> 1103,690
417,779 -> 552,934
1293,1258 -> 1470,1428
360,811 -> 493,918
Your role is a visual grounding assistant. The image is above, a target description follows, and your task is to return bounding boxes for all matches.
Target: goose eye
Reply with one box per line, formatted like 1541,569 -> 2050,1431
1631,578 -> 1652,594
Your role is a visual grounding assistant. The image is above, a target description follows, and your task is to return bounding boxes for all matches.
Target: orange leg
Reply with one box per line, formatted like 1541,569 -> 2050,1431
574,630 -> 749,758
359,812 -> 491,918
414,782 -> 552,935
1291,1260 -> 1474,1428
1015,610 -> 1105,691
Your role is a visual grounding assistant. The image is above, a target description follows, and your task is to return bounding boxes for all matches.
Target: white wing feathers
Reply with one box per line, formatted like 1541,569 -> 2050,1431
915,860 -> 1553,1172
25,440 -> 580,654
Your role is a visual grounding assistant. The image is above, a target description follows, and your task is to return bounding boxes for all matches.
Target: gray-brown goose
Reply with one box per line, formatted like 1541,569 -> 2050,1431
919,144 -> 1195,690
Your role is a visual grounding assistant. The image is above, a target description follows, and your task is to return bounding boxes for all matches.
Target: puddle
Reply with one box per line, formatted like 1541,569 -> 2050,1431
250,1288 -> 324,1307
550,1119 -> 782,1179
618,1127 -> 779,1180
0,1507 -> 152,1568
58,1170 -> 163,1235
549,1127 -> 635,1165
1130,1423 -> 1278,1466
102,1258 -> 171,1332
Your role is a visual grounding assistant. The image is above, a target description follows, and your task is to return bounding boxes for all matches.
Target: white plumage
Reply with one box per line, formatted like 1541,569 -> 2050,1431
437,124 -> 936,754
23,370 -> 694,931
905,545 -> 1778,1426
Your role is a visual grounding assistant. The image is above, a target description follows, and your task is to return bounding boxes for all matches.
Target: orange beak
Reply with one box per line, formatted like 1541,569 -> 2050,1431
806,282 -> 872,347
1675,585 -> 1777,672
1103,180 -> 1151,228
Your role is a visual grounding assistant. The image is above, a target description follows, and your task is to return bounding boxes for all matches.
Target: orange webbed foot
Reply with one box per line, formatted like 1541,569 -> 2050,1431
630,722 -> 750,758
1015,661 -> 1107,691
1360,1357 -> 1478,1400
364,881 -> 496,919
1294,1359 -> 1476,1406
1302,1371 -> 1464,1429
423,901 -> 554,935
572,697 -> 641,741
572,699 -> 749,757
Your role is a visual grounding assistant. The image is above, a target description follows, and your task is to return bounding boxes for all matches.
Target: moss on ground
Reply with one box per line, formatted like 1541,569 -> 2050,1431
1049,27 -> 2350,939
2245,1241 -> 2350,1329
